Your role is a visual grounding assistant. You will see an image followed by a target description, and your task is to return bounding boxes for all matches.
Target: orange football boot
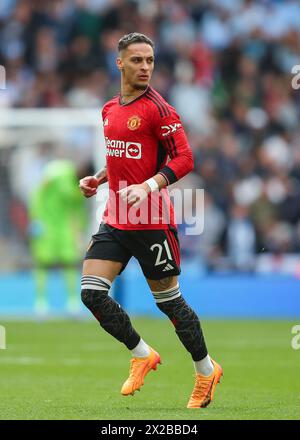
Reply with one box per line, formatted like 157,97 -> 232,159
121,347 -> 161,396
187,359 -> 223,408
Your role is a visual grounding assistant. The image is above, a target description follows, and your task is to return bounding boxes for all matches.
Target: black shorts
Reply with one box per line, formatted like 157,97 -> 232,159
85,222 -> 181,280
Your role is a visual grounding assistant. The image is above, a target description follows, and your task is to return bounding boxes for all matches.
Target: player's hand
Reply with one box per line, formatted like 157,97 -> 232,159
117,183 -> 151,208
79,176 -> 99,198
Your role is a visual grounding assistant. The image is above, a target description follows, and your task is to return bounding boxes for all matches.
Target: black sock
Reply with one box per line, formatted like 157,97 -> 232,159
156,295 -> 208,361
81,287 -> 140,350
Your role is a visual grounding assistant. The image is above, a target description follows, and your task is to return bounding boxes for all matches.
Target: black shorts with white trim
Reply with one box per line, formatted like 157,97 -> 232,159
85,222 -> 181,280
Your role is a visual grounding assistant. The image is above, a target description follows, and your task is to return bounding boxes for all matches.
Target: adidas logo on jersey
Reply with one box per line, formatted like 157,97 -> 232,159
162,263 -> 174,272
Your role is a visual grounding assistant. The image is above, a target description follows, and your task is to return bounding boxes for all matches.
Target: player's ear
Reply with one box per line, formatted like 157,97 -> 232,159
116,57 -> 123,71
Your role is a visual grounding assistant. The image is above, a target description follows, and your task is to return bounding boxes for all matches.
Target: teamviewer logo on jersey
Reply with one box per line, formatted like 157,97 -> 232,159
126,142 -> 142,159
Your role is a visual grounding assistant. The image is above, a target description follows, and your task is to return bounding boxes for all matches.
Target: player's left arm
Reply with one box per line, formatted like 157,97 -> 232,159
118,107 -> 193,207
154,108 -> 194,187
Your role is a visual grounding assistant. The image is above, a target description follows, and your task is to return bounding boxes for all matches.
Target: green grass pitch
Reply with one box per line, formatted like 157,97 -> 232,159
0,319 -> 299,420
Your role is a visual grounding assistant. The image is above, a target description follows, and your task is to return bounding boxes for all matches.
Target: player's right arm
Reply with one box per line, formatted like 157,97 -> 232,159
79,165 -> 107,198
79,103 -> 111,198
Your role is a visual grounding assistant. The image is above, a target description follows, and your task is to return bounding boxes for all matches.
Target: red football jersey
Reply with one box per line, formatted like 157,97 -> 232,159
101,86 -> 194,230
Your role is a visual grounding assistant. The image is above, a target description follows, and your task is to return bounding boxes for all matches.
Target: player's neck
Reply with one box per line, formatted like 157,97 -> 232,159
120,84 -> 148,105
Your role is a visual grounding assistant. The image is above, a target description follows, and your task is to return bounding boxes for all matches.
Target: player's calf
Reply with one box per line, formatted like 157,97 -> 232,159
81,275 -> 140,349
151,283 -> 208,361
152,283 -> 222,408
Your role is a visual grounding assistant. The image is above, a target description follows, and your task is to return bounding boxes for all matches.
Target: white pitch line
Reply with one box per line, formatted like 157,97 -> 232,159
0,356 -> 124,366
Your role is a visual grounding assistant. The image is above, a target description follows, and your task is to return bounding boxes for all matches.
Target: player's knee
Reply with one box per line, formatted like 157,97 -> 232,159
81,275 -> 111,308
152,284 -> 198,323
81,289 -> 89,306
151,283 -> 181,309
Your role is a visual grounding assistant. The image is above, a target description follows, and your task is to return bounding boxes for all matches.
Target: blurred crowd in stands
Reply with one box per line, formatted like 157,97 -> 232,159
1,0 -> 300,272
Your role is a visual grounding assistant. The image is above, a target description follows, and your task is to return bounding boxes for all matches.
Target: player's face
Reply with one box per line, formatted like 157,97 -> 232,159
118,43 -> 154,90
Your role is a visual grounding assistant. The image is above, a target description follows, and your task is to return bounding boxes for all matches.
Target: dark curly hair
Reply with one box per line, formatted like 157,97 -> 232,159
118,33 -> 154,53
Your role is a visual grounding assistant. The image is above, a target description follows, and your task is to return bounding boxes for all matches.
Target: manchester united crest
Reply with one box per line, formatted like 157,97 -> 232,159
127,115 -> 141,130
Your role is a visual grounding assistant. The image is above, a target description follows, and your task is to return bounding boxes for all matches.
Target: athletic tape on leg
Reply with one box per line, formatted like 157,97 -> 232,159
151,283 -> 181,303
81,275 -> 111,291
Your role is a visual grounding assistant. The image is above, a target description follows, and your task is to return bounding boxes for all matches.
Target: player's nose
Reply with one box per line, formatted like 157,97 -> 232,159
141,61 -> 149,71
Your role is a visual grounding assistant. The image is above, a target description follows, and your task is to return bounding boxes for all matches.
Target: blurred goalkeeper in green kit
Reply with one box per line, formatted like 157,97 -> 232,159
28,159 -> 88,316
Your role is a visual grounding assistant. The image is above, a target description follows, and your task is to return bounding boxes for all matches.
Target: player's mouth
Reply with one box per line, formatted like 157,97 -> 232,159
138,75 -> 149,81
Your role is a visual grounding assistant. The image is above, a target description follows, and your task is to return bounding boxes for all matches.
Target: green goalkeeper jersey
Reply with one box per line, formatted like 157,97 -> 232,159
29,160 -> 87,265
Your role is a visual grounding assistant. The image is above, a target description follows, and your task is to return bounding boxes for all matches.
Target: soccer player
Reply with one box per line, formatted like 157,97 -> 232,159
79,33 -> 222,408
